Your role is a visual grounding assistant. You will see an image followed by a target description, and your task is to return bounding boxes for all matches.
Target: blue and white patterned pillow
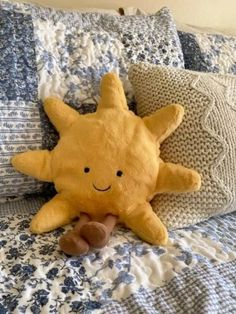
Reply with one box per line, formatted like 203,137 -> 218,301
0,1 -> 184,200
178,30 -> 236,74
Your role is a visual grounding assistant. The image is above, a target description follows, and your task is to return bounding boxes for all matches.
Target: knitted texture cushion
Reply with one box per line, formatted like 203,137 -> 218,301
129,63 -> 236,229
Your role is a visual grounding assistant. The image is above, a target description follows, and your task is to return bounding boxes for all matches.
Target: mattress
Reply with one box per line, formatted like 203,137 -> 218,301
0,203 -> 236,313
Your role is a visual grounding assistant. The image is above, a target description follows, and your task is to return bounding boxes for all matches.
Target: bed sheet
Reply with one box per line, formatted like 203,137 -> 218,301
0,209 -> 236,313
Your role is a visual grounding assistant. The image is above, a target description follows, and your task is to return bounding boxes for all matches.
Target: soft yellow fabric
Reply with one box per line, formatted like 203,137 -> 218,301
11,73 -> 201,245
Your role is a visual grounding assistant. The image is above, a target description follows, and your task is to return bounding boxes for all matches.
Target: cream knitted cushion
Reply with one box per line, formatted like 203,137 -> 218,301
129,63 -> 236,229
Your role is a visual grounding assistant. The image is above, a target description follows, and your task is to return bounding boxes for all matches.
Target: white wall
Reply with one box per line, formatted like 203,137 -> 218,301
19,0 -> 236,34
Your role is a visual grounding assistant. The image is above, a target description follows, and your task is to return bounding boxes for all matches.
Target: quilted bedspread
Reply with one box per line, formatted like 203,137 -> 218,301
0,209 -> 236,313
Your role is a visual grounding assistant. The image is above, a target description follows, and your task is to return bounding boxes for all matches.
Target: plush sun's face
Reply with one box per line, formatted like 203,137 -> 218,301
51,108 -> 159,212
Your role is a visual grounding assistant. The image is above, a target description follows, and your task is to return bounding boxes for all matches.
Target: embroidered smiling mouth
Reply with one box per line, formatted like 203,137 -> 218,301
93,184 -> 111,192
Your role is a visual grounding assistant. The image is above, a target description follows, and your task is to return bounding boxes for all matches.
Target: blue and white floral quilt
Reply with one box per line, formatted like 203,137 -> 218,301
0,208 -> 236,313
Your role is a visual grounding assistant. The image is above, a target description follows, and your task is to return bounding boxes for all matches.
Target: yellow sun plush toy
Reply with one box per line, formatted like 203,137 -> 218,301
11,73 -> 201,256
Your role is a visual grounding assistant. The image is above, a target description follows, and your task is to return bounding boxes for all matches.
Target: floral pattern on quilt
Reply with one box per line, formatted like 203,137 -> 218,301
178,31 -> 236,74
0,211 -> 236,313
33,9 -> 184,107
0,1 -> 184,107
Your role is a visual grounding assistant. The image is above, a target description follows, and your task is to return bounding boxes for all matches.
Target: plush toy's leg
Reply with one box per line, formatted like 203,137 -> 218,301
155,161 -> 201,193
80,214 -> 118,248
122,203 -> 168,245
59,213 -> 91,256
30,194 -> 77,234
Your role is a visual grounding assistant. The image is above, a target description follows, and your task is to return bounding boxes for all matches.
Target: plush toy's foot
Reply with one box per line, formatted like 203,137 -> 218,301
80,222 -> 109,248
59,233 -> 89,256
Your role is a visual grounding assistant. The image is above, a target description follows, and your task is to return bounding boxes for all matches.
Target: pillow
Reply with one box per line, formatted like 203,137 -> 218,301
120,7 -> 236,65
178,30 -> 236,75
129,63 -> 236,229
121,6 -> 236,37
0,2 -> 184,105
0,1 -> 184,201
176,21 -> 236,37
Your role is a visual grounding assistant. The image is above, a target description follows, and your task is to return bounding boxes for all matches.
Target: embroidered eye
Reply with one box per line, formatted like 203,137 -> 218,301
84,167 -> 90,173
116,170 -> 123,177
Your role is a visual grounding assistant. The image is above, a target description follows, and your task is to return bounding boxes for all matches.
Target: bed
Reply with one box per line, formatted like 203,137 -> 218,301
0,1 -> 236,313
1,209 -> 236,313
